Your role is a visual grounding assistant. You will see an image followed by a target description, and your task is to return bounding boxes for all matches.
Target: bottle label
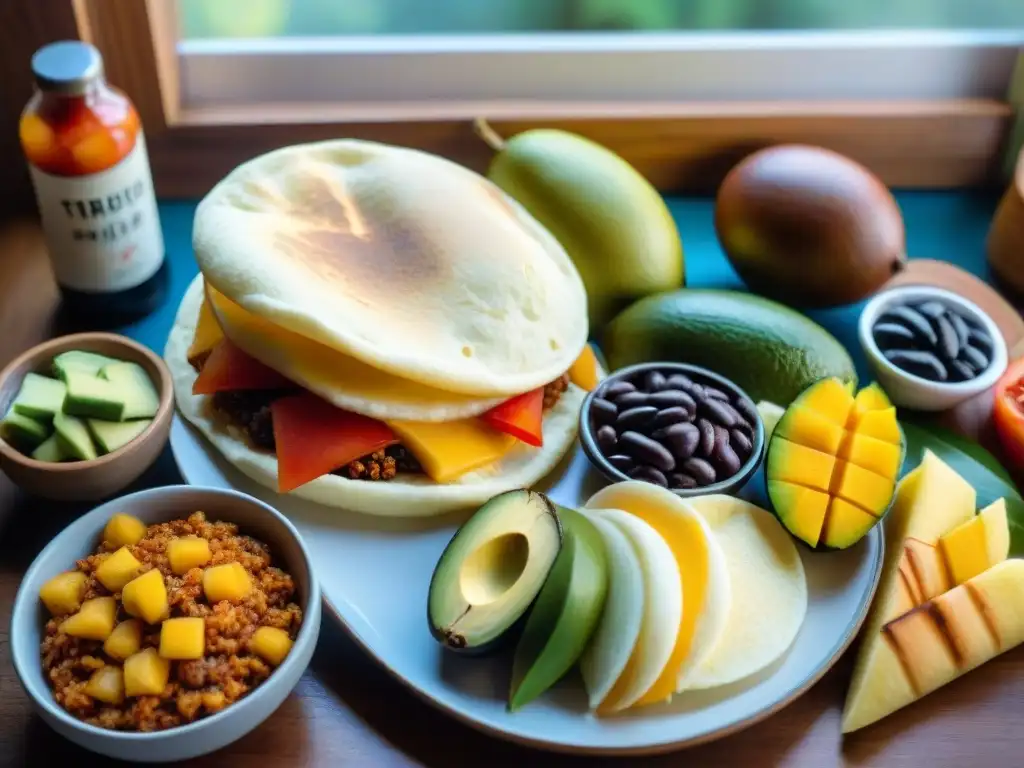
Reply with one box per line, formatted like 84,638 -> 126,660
29,132 -> 165,293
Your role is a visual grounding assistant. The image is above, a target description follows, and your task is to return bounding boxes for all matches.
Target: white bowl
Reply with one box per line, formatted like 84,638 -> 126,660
9,485 -> 322,762
858,285 -> 1008,411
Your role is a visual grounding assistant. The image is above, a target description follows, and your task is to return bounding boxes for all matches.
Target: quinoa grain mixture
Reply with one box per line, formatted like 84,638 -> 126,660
40,511 -> 302,732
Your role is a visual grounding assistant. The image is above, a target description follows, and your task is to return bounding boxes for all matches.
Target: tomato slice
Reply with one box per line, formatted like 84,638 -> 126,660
271,392 -> 398,492
481,388 -> 544,447
192,339 -> 292,395
993,356 -> 1024,470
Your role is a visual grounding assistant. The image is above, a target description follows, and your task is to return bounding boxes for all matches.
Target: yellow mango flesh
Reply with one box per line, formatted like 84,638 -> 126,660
250,626 -> 293,666
167,536 -> 212,575
766,482 -> 829,546
934,583 -> 999,670
103,513 -> 147,548
39,571 -> 87,616
901,537 -> 951,604
838,432 -> 903,479
159,617 -> 206,660
61,596 -> 117,640
85,666 -> 125,705
797,378 -> 855,424
852,407 -> 902,444
822,498 -> 878,550
203,562 -> 252,603
883,605 -> 959,695
104,619 -> 143,660
122,568 -> 169,625
124,648 -> 170,697
829,460 -> 894,516
768,439 -> 835,492
938,499 -> 1010,586
94,546 -> 143,593
775,406 -> 845,455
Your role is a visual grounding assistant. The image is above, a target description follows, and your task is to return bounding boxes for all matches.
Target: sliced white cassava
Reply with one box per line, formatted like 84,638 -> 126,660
578,510 -> 645,709
686,495 -> 808,689
586,507 -> 682,713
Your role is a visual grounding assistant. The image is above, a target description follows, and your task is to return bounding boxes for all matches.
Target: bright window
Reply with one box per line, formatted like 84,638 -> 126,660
175,1 -> 1024,108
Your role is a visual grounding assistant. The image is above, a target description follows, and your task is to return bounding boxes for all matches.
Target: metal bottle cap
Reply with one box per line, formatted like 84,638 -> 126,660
31,40 -> 104,95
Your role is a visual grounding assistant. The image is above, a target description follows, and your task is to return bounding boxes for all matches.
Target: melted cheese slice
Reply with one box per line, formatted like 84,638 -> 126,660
585,482 -> 730,705
386,419 -> 516,483
187,294 -> 224,368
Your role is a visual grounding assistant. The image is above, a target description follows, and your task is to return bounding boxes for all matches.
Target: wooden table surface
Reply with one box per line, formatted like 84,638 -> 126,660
3,213 -> 1024,768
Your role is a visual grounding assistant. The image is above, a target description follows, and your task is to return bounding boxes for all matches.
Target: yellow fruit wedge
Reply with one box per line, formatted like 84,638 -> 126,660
585,482 -> 729,702
938,499 -> 1010,586
842,559 -> 1024,733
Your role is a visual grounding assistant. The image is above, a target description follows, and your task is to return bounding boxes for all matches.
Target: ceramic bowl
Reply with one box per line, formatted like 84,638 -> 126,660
0,333 -> 173,501
579,362 -> 765,497
10,485 -> 322,762
858,285 -> 1008,411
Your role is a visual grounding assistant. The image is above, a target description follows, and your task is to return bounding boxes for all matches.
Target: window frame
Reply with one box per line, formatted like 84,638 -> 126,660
73,0 -> 1021,198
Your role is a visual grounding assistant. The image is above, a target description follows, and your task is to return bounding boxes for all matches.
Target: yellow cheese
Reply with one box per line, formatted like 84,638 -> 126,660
187,293 -> 224,368
938,498 -> 1010,585
568,344 -> 601,392
386,419 -> 516,482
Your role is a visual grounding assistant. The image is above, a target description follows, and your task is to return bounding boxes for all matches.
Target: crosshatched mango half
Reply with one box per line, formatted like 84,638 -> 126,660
767,378 -> 905,550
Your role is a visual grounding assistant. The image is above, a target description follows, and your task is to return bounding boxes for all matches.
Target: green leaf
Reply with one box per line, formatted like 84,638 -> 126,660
900,417 -> 1015,485
900,421 -> 1024,556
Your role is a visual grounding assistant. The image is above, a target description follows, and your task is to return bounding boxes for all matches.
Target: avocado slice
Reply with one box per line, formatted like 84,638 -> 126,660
87,418 -> 151,455
12,372 -> 66,423
63,370 -> 126,421
0,409 -> 50,450
99,361 -> 160,420
54,412 -> 97,461
31,433 -> 67,462
52,350 -> 122,381
427,489 -> 562,653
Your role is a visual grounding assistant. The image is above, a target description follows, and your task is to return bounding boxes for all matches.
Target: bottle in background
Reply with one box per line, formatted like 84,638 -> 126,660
20,40 -> 168,323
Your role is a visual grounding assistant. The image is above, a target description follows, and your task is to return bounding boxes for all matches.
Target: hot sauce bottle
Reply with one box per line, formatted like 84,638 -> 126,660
20,41 -> 168,321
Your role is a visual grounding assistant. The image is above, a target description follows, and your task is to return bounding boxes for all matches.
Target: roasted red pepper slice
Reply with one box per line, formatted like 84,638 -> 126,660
481,388 -> 544,447
192,339 -> 292,395
271,392 -> 398,492
994,357 -> 1024,470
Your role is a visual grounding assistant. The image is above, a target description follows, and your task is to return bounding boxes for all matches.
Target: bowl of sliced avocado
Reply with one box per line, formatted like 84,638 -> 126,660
0,333 -> 173,501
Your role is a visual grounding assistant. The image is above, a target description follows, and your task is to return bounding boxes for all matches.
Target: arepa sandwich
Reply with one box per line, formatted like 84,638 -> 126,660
164,140 -> 600,516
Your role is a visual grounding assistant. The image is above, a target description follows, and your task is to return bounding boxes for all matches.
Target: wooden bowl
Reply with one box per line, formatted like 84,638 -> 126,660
0,333 -> 173,501
988,149 -> 1024,296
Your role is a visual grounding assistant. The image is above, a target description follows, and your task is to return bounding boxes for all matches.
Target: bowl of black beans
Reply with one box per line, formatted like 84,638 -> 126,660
579,362 -> 765,497
858,285 -> 1008,411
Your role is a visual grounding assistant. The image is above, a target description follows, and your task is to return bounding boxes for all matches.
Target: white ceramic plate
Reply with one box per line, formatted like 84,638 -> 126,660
170,414 -> 882,756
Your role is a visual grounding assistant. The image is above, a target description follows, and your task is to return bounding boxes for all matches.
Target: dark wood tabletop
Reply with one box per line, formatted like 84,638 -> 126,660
3,218 -> 1024,768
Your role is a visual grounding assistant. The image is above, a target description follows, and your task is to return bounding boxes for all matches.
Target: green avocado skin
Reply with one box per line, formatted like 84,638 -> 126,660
602,289 -> 857,405
486,129 -> 684,331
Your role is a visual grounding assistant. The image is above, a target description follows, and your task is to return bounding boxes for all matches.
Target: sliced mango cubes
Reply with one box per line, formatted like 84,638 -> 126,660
39,571 -> 87,616
767,379 -> 904,549
61,596 -> 117,640
121,568 -> 169,624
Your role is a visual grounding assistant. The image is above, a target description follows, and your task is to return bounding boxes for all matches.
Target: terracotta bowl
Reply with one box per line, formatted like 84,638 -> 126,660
0,333 -> 173,501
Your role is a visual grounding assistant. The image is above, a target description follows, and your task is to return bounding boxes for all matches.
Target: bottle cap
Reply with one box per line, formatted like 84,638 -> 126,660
31,40 -> 104,95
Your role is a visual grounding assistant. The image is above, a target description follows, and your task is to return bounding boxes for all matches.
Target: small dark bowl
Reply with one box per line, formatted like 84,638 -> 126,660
579,362 -> 766,498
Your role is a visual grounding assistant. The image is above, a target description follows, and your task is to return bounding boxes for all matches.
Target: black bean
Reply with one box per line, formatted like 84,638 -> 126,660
596,425 -> 618,454
615,391 -> 648,409
968,327 -> 994,356
949,312 -> 972,348
682,457 -> 716,485
679,380 -> 706,401
730,416 -> 754,436
665,374 -> 693,391
713,424 -> 730,448
699,399 -> 739,428
884,349 -> 948,381
652,407 -> 691,429
616,406 -> 658,432
915,301 -> 947,320
730,429 -> 753,459
647,389 -> 697,413
601,381 -> 635,400
733,397 -> 759,426
959,345 -> 989,373
697,418 -> 716,457
873,322 -> 917,350
933,314 -> 960,360
703,386 -> 730,402
652,422 -> 700,460
620,431 -> 676,472
669,472 -> 698,490
711,441 -> 742,477
644,371 -> 668,392
590,397 -> 617,425
608,454 -> 635,473
629,465 -> 668,487
879,306 -> 938,346
948,359 -> 975,382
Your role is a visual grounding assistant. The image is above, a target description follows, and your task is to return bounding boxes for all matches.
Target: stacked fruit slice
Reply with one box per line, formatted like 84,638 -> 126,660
842,451 -> 1024,732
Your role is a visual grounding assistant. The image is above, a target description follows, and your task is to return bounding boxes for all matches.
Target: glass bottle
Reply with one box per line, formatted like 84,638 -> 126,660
20,40 -> 168,323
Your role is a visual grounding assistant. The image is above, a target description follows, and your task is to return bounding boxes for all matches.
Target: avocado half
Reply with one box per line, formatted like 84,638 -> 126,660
427,490 -> 562,654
